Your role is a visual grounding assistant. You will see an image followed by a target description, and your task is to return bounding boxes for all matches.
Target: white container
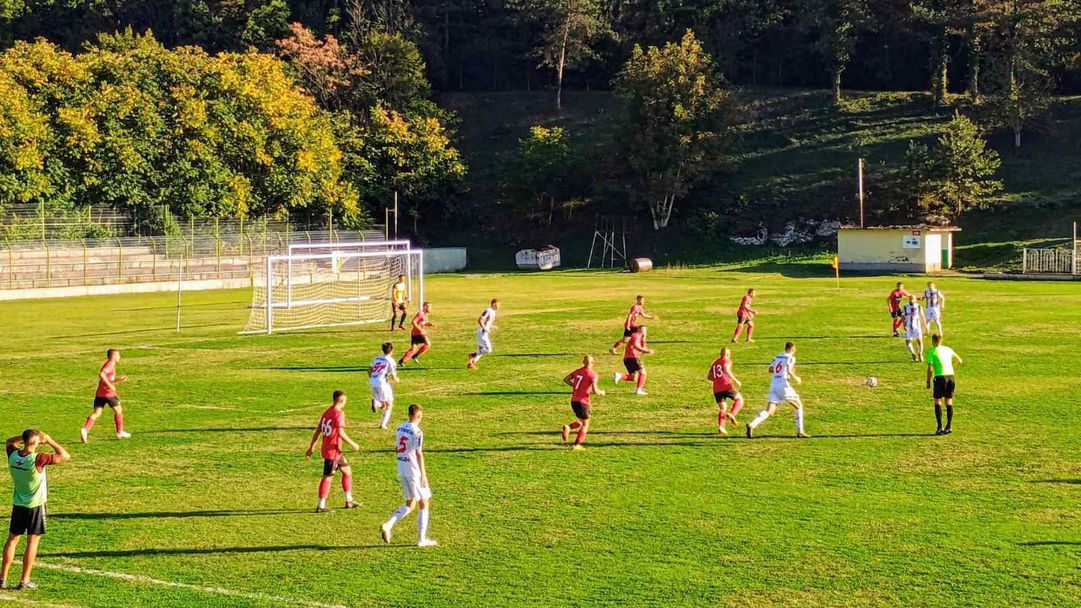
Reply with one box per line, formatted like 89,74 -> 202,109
516,245 -> 561,270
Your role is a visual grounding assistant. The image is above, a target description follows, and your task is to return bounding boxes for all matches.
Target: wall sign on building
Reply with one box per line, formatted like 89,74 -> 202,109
902,235 -> 921,249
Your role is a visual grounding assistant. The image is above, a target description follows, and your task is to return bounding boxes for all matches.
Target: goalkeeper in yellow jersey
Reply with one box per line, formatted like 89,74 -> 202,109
390,275 -> 409,331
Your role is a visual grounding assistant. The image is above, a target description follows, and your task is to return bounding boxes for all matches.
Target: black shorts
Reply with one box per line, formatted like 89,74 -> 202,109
93,396 -> 120,409
933,376 -> 956,400
571,400 -> 592,420
714,390 -> 739,403
392,302 -> 407,312
623,326 -> 637,338
9,505 -> 46,536
891,310 -> 904,319
623,358 -> 642,374
736,312 -> 753,324
410,334 -> 429,346
322,455 -> 349,476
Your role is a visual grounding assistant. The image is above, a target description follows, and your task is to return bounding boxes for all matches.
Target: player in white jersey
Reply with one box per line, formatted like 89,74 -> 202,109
467,298 -> 501,369
921,281 -> 945,337
381,404 -> 437,547
746,342 -> 809,438
901,295 -> 926,362
369,342 -> 400,429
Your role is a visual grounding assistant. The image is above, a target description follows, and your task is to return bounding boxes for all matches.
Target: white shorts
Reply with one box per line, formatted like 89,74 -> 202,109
399,475 -> 432,501
925,307 -> 941,322
905,327 -> 923,341
768,385 -> 801,405
371,382 -> 393,404
476,329 -> 493,355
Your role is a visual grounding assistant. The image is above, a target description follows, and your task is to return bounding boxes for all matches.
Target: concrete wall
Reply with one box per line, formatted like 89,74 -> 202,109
838,228 -> 947,273
425,248 -> 467,273
0,276 -> 253,301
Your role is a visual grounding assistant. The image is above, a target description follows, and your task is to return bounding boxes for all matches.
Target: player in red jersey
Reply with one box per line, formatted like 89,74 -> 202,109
730,288 -> 757,343
305,390 -> 361,513
398,302 -> 435,367
610,295 -> 655,354
614,326 -> 655,395
79,349 -> 130,443
707,347 -> 744,435
887,282 -> 909,337
561,355 -> 606,451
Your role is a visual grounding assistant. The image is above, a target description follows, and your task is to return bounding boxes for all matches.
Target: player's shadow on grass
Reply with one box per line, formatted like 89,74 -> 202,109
496,353 -> 579,358
53,508 -> 310,521
782,335 -> 887,340
428,438 -> 724,453
1029,479 -> 1081,485
797,360 -> 914,366
497,430 -> 717,439
1018,541 -> 1081,546
141,426 -> 311,435
463,391 -> 566,396
270,365 -> 368,372
41,544 -> 407,559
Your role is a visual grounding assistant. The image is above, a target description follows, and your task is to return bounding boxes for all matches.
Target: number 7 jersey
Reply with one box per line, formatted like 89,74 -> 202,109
395,421 -> 424,478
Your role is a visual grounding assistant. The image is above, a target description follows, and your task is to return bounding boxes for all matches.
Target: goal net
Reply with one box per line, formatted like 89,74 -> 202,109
242,246 -> 423,334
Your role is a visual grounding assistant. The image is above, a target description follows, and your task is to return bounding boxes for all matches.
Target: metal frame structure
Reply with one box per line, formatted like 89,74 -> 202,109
258,247 -> 423,334
1022,222 -> 1079,275
587,216 -> 630,269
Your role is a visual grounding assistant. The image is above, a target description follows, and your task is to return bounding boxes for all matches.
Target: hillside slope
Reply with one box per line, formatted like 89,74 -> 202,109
440,89 -> 1081,269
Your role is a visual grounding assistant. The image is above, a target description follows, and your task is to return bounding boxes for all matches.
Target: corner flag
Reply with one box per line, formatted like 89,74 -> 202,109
830,256 -> 840,288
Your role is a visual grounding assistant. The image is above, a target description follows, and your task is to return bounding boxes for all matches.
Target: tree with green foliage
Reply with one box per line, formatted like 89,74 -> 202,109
0,30 -> 361,225
901,112 -> 1001,222
983,0 -> 1080,149
798,0 -> 871,103
519,0 -> 611,110
502,125 -> 578,224
613,30 -> 737,230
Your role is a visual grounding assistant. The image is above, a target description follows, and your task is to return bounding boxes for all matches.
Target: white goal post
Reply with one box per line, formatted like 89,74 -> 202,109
242,246 -> 424,334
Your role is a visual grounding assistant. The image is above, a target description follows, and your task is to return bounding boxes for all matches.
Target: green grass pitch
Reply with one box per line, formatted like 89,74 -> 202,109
1,266 -> 1078,607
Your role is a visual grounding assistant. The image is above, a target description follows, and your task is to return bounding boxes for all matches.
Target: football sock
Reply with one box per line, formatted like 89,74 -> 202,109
569,421 -> 582,430
415,344 -> 430,357
114,413 -> 124,434
318,478 -> 332,501
387,505 -> 411,528
946,405 -> 954,428
749,410 -> 770,429
400,348 -> 414,361
342,474 -> 353,497
417,508 -> 430,541
746,325 -> 755,340
906,342 -> 916,355
731,398 -> 743,418
620,373 -> 633,382
795,408 -> 805,434
636,371 -> 646,390
83,417 -> 95,431
574,426 -> 588,445
718,408 -> 725,427
934,404 -> 943,429
380,404 -> 393,428
731,326 -> 741,341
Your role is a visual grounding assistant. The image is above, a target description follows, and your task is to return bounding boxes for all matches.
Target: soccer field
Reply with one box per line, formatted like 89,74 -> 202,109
1,266 -> 1079,608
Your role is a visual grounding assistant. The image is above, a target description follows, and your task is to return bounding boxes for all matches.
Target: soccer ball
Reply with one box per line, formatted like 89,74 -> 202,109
865,377 -> 879,388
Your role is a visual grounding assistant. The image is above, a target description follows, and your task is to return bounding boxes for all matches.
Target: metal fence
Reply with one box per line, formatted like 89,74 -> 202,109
0,228 -> 384,290
1022,247 -> 1078,275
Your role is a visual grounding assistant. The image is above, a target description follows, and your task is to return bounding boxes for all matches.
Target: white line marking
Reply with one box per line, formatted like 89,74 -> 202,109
36,563 -> 348,608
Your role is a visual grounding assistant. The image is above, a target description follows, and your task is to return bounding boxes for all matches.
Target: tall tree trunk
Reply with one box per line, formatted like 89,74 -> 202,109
967,35 -> 981,103
556,18 -> 569,111
932,33 -> 949,106
832,67 -> 843,103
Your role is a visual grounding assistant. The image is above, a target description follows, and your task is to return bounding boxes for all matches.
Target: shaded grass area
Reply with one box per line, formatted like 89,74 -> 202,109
0,268 -> 1079,607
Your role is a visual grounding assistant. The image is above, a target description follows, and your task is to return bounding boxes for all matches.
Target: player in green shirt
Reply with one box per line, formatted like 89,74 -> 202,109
925,334 -> 963,435
2,430 -> 70,590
